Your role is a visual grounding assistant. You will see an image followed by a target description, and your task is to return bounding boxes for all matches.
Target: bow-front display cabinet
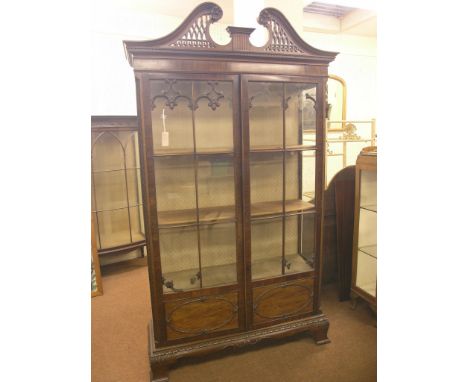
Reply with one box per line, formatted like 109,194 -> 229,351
351,146 -> 377,312
123,3 -> 337,381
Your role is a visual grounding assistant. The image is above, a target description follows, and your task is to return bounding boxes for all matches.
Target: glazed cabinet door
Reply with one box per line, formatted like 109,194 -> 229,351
241,75 -> 324,328
139,74 -> 244,344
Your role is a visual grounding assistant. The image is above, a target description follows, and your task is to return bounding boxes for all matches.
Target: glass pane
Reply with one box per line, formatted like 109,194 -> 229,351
124,131 -> 140,169
250,152 -> 283,212
197,155 -> 236,223
358,208 -> 377,255
160,226 -> 200,293
356,250 -> 376,297
284,213 -> 315,274
92,170 -> 128,211
285,83 -> 317,147
93,212 -> 101,249
285,150 -> 316,206
126,168 -> 142,206
199,222 -> 237,288
92,132 -> 125,172
97,209 -> 131,248
129,205 -> 145,243
356,168 -> 377,297
154,156 -> 197,226
251,217 -> 283,280
360,170 -> 377,211
248,82 -> 283,149
151,80 -> 193,154
194,81 -> 233,152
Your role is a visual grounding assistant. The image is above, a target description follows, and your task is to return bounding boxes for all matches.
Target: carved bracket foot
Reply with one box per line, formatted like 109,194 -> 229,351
150,360 -> 175,382
310,321 -> 330,345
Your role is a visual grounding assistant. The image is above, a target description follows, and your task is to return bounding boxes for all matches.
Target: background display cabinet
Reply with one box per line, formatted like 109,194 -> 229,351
91,116 -> 146,264
351,146 -> 377,312
123,3 -> 337,381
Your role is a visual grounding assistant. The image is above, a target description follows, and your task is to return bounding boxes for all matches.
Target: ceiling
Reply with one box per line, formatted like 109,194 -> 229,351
96,0 -> 375,37
304,2 -> 356,18
304,1 -> 376,36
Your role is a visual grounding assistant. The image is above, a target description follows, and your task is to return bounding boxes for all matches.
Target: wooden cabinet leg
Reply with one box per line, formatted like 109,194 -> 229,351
150,361 -> 174,382
311,325 -> 331,345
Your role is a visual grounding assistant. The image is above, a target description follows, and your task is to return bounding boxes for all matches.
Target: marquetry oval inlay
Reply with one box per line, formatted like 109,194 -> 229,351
166,296 -> 238,335
253,283 -> 313,320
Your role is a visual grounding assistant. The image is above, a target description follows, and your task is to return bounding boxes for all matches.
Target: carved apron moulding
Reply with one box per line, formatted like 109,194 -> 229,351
152,316 -> 329,362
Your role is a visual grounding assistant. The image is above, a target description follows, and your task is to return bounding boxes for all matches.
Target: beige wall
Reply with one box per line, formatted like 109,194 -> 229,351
92,1 -> 376,122
303,31 -> 377,121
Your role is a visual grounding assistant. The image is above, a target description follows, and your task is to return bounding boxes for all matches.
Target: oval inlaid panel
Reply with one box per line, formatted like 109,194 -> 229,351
254,283 -> 313,321
166,295 -> 238,337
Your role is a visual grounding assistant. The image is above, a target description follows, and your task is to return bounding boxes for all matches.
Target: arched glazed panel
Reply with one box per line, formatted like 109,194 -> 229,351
194,81 -> 233,152
248,82 -> 283,149
151,80 -> 194,154
91,132 -> 125,172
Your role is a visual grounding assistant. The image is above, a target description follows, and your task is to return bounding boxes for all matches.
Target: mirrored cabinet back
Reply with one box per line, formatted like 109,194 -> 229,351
122,3 -> 338,381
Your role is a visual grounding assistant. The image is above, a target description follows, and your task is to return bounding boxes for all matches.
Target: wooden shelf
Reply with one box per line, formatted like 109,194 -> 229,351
162,252 -> 315,292
358,245 -> 377,259
153,147 -> 233,157
92,167 -> 140,174
356,281 -> 376,297
251,200 -> 314,218
162,262 -> 237,293
360,204 -> 377,213
251,253 -> 314,280
327,139 -> 373,143
158,205 -> 236,227
250,145 -> 316,153
98,239 -> 146,256
97,231 -> 145,251
93,203 -> 143,213
158,199 -> 314,227
286,145 -> 316,151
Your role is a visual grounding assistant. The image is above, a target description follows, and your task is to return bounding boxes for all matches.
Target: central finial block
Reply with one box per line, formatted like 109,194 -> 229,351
226,26 -> 256,51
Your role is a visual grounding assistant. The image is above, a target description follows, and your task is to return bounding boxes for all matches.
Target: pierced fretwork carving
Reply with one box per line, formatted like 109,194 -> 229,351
152,80 -> 226,112
305,92 -> 318,113
258,10 -> 303,54
170,14 -> 214,48
194,82 -> 225,111
152,79 -> 193,110
169,4 -> 222,49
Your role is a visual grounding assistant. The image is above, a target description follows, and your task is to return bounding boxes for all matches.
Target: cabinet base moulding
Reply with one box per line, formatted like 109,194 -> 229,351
148,314 -> 330,382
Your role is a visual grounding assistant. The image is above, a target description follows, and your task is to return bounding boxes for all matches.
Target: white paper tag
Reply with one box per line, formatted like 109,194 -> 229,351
162,131 -> 169,147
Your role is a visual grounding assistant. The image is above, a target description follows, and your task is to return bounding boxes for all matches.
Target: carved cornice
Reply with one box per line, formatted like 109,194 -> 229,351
123,2 -> 338,66
258,10 -> 303,54
256,8 -> 337,60
91,115 -> 138,131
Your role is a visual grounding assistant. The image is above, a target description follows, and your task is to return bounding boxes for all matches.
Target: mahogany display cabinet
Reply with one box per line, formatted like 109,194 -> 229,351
123,3 -> 338,381
351,146 -> 377,312
91,116 -> 146,263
